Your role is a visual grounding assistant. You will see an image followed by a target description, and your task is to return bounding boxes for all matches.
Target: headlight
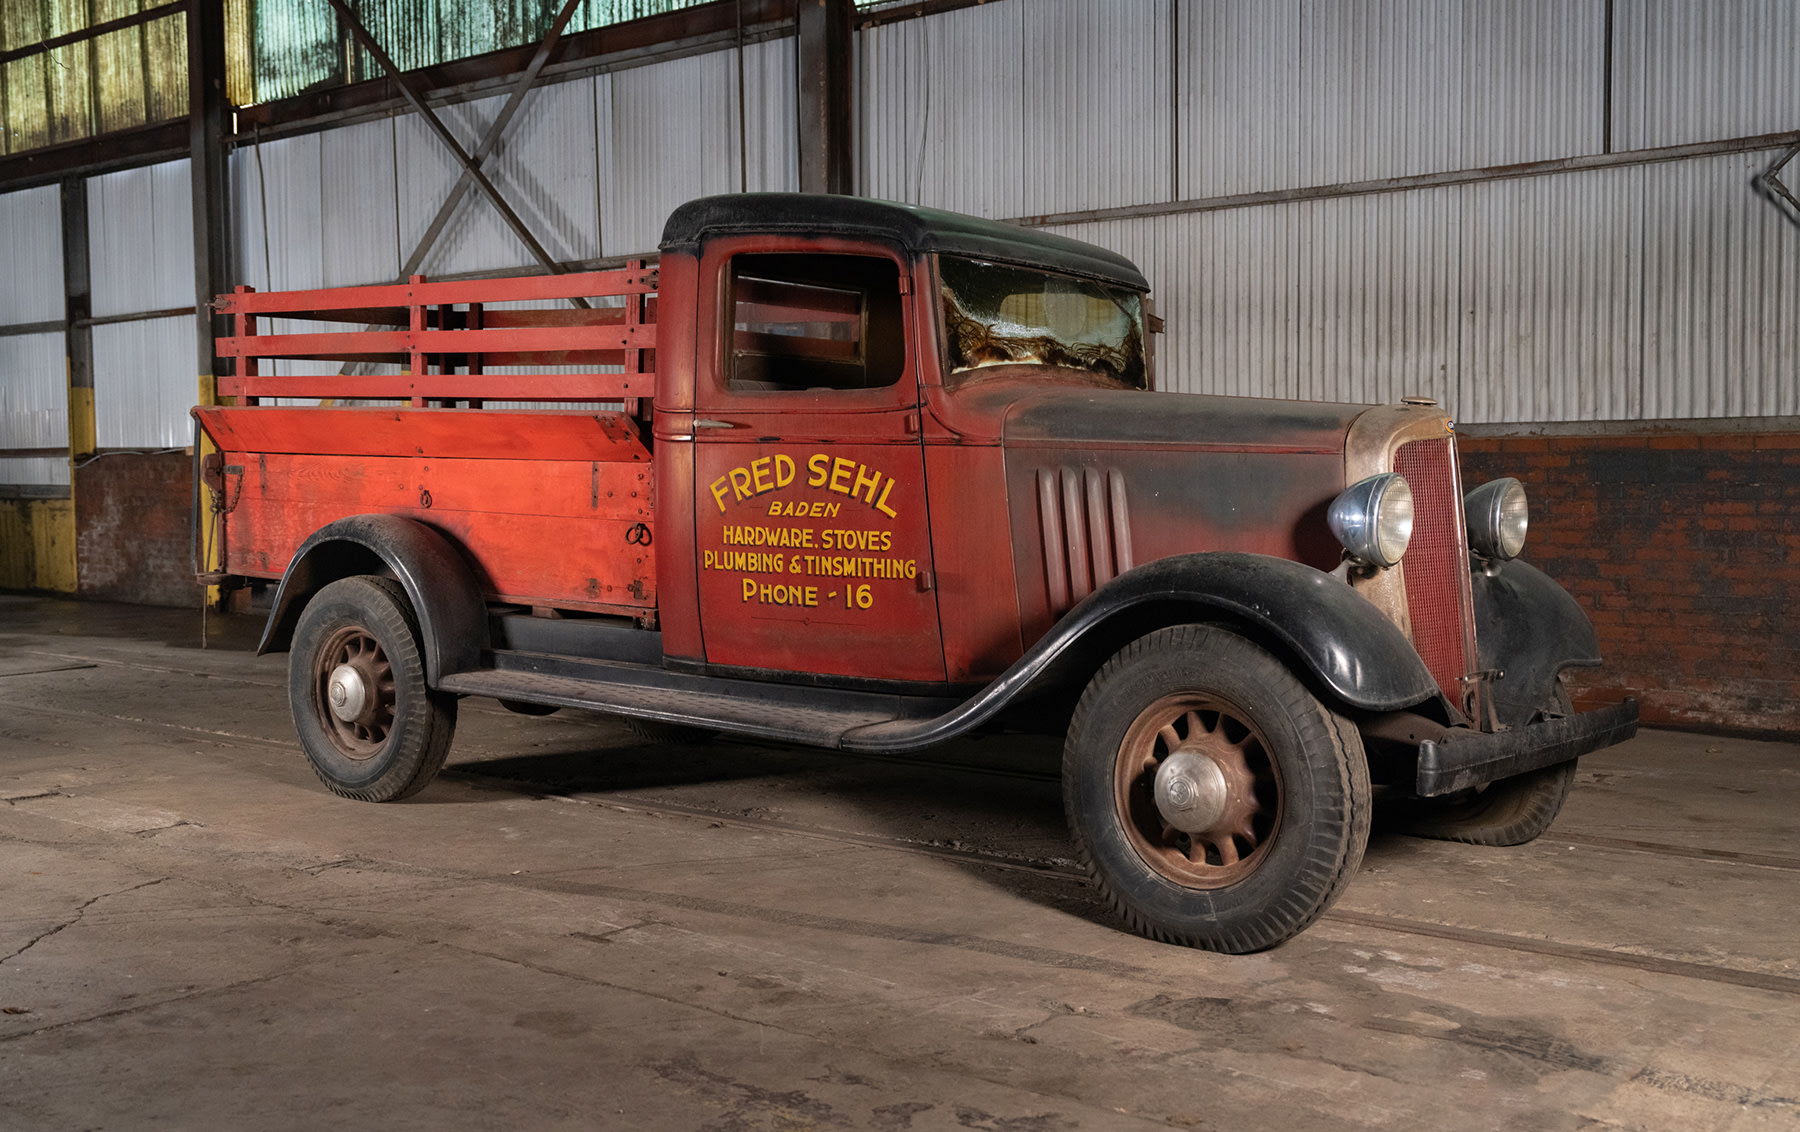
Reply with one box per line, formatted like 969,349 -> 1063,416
1328,473 -> 1414,568
1465,477 -> 1528,560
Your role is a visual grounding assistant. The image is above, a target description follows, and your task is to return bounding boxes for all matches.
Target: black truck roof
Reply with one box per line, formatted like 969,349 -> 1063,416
660,193 -> 1150,292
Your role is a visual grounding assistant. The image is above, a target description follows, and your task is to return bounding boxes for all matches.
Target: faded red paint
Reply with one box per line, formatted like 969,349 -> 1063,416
198,225 -> 1399,692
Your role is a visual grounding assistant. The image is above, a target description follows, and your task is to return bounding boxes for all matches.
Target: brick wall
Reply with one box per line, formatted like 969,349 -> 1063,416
1459,426 -> 1800,737
75,451 -> 197,607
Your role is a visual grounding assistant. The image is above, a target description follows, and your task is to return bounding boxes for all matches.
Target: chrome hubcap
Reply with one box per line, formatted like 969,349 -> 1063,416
1153,748 -> 1231,833
327,663 -> 368,722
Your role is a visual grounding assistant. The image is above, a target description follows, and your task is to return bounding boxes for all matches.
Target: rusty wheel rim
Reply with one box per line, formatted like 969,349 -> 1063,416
313,626 -> 396,761
1113,693 -> 1283,889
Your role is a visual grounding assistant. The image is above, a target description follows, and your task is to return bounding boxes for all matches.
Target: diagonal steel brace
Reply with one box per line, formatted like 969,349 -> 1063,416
401,0 -> 585,281
322,0 -> 584,301
1756,140 -> 1800,225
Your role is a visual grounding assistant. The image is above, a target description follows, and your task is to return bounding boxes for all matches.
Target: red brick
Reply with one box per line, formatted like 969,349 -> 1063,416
1700,432 -> 1757,451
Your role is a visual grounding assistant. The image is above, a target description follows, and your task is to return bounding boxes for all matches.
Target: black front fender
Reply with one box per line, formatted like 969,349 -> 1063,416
257,515 -> 488,685
842,552 -> 1441,753
1472,559 -> 1601,728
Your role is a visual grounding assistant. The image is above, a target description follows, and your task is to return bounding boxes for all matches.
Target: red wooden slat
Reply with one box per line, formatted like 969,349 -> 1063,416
216,373 -> 650,400
215,323 -> 657,359
214,267 -> 656,316
193,407 -> 651,462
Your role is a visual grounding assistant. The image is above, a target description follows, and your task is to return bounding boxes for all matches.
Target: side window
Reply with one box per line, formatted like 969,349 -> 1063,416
728,253 -> 904,392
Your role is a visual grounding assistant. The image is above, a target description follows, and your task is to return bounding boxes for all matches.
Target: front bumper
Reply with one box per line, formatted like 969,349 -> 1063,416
1415,699 -> 1640,797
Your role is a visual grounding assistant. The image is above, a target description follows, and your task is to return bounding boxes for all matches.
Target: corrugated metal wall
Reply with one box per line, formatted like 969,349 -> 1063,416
87,159 -> 199,449
223,39 -> 795,404
859,0 -> 1800,424
0,185 -> 68,487
5,0 -> 1795,495
233,39 -> 797,281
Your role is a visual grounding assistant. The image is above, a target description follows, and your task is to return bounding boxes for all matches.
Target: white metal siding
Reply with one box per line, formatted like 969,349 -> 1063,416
1458,166 -> 1644,424
1021,0 -> 1173,216
396,83 -> 602,278
92,316 -> 199,448
858,0 -> 1027,217
233,132 -> 326,292
0,332 -> 69,486
1177,0 -> 1302,200
1299,0 -> 1468,186
1614,0 -> 1800,150
602,38 -> 797,258
1458,0 -> 1604,168
87,160 -> 193,318
0,186 -> 64,324
1640,149 -> 1800,419
1175,0 -> 1601,199
887,0 -> 1792,424
320,118 -> 402,287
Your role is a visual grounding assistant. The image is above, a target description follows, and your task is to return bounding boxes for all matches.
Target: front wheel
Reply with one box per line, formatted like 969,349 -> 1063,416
289,576 -> 457,802
1064,625 -> 1370,954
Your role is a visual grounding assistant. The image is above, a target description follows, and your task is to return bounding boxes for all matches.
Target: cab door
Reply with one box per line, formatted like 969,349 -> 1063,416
691,247 -> 945,684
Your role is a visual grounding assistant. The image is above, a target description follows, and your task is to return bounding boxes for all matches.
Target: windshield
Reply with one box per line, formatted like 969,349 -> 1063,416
938,256 -> 1147,390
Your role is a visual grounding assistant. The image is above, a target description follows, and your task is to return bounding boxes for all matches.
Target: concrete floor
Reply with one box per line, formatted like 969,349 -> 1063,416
0,594 -> 1796,1131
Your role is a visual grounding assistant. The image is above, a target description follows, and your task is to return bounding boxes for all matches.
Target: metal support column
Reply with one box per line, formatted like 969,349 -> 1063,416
796,0 -> 852,195
61,179 -> 95,461
189,0 -> 230,401
189,0 -> 231,613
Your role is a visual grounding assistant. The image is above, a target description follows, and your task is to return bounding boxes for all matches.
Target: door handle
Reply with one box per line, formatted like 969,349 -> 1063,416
694,419 -> 738,429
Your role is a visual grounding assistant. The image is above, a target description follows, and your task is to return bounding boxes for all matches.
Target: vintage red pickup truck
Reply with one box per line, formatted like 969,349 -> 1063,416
194,193 -> 1637,953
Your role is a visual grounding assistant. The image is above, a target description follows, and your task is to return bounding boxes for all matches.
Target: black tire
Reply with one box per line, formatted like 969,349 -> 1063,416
1393,688 -> 1577,847
1064,625 -> 1371,954
289,576 -> 457,802
622,717 -> 716,746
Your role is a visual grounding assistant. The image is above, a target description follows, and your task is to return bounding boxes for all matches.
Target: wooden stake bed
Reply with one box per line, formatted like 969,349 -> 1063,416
195,264 -> 659,616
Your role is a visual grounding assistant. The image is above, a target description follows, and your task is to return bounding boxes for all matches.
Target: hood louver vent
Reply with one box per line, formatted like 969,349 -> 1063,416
1037,466 -> 1134,615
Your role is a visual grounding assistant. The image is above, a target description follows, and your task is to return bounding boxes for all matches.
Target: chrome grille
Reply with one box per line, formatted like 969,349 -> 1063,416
1394,437 -> 1478,711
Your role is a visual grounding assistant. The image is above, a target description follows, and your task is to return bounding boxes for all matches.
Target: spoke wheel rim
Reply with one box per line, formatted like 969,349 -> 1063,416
1113,693 -> 1283,889
313,625 -> 396,761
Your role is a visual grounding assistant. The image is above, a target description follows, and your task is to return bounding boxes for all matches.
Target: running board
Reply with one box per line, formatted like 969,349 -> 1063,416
437,652 -> 959,748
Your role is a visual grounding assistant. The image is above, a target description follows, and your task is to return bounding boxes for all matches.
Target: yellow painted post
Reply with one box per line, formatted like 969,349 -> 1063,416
33,498 -> 77,592
61,180 -> 92,597
198,370 -> 223,608
0,501 -> 32,590
54,355 -> 94,595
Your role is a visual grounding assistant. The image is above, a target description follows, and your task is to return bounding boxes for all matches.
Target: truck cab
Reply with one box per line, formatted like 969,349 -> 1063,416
195,193 -> 1637,954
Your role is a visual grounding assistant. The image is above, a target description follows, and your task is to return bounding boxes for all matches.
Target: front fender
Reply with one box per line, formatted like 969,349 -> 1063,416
842,552 -> 1441,753
1472,559 -> 1601,728
257,515 -> 487,685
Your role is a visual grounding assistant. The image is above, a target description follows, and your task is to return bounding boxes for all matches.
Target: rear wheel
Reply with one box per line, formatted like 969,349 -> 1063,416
290,576 -> 457,802
1064,625 -> 1370,953
1394,686 -> 1576,846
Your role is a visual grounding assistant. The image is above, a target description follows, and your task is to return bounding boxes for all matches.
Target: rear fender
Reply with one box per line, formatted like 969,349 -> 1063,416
257,515 -> 487,685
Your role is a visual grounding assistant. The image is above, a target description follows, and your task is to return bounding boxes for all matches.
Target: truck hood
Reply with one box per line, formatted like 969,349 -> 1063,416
998,382 -> 1364,452
986,381 -> 1364,639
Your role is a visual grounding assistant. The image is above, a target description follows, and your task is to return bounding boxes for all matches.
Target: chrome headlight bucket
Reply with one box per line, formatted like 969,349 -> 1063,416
1465,477 -> 1528,560
1328,473 -> 1414,568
